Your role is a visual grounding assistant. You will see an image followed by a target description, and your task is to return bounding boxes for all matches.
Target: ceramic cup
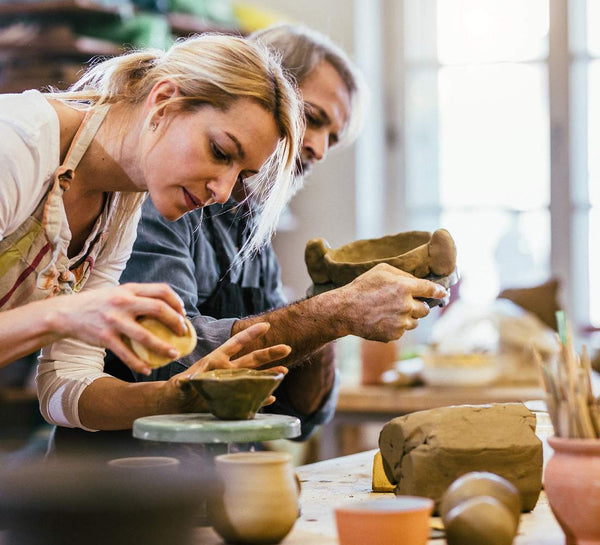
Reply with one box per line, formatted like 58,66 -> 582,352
335,497 -> 434,545
209,451 -> 300,544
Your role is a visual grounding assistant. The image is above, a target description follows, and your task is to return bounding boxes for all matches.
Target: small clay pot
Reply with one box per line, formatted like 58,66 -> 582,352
188,368 -> 284,420
305,228 -> 456,287
545,436 -> 600,545
440,471 -> 521,524
444,496 -> 517,545
209,452 -> 300,544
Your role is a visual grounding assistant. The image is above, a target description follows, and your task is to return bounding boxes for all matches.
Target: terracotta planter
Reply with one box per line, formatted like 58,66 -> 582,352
545,437 -> 600,545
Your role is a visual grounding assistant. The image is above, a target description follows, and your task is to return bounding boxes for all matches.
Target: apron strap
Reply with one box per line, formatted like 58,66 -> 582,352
53,104 -> 111,190
38,103 -> 111,288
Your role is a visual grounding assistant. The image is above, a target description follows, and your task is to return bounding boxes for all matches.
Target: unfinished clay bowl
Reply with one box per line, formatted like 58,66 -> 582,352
188,368 -> 284,420
305,228 -> 456,287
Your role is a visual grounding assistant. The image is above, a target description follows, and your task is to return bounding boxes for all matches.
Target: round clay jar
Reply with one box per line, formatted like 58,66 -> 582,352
440,471 -> 521,525
444,495 -> 517,545
129,316 -> 197,368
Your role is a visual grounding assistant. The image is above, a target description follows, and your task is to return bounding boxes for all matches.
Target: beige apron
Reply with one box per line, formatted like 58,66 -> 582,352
0,104 -> 112,310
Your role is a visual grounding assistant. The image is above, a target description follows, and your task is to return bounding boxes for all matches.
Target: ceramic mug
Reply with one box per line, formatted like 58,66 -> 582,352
209,451 -> 300,545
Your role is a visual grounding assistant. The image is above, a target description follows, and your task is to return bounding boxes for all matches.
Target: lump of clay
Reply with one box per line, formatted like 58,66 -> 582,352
440,471 -> 521,525
305,229 -> 457,287
128,316 -> 197,368
378,403 -> 542,513
444,496 -> 517,545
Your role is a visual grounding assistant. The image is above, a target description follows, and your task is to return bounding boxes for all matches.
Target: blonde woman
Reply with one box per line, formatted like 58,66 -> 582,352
0,34 -> 303,430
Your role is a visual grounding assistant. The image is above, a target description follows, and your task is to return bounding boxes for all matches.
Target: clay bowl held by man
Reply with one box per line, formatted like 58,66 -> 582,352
189,368 -> 284,420
305,228 -> 457,287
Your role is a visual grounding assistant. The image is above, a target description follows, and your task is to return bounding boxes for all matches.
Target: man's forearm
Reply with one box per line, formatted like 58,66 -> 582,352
230,288 -> 349,366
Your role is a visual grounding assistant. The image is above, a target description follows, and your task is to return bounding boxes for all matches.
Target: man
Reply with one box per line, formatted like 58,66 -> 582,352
105,24 -> 447,440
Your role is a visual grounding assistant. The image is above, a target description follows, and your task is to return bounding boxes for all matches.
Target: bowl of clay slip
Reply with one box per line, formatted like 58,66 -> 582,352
335,497 -> 434,545
189,368 -> 284,420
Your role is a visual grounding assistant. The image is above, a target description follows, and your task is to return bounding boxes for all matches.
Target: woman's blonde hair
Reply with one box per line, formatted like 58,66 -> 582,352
50,34 -> 304,258
250,24 -> 368,149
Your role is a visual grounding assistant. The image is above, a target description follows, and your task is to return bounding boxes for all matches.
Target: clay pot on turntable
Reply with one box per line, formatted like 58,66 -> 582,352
545,436 -> 600,545
188,368 -> 284,420
209,451 -> 300,544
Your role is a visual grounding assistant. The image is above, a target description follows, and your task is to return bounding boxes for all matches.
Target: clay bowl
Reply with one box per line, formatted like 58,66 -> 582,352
305,229 -> 456,287
188,368 -> 284,420
334,497 -> 434,545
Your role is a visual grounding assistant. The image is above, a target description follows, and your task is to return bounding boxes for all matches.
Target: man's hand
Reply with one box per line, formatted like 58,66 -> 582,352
338,263 -> 448,341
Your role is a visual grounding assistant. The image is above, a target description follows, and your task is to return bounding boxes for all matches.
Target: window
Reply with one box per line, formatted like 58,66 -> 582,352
358,0 -> 597,332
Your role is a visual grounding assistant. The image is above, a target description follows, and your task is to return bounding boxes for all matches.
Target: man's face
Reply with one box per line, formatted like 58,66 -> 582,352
297,59 -> 352,177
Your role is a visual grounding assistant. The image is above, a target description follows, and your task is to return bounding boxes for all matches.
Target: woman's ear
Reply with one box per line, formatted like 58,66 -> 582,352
146,79 -> 180,124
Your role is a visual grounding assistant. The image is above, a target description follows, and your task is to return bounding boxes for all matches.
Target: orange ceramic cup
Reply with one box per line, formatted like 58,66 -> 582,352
335,497 -> 433,545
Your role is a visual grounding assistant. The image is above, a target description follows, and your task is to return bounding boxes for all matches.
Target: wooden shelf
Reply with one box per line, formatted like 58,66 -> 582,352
0,0 -> 129,17
167,12 -> 240,37
0,35 -> 123,57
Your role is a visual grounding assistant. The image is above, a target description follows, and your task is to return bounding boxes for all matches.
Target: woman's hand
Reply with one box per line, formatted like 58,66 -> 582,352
52,282 -> 188,375
164,323 -> 290,413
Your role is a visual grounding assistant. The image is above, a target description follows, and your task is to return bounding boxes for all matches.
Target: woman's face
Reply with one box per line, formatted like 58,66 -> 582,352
142,98 -> 279,221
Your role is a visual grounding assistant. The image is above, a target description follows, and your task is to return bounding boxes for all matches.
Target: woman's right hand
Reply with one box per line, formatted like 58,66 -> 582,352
52,282 -> 188,375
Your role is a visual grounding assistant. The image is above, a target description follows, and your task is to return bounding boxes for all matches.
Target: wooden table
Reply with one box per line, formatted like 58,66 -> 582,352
193,449 -> 564,544
318,383 -> 546,459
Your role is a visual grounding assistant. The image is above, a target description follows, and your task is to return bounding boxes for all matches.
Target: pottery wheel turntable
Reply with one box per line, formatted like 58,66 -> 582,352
133,413 -> 301,445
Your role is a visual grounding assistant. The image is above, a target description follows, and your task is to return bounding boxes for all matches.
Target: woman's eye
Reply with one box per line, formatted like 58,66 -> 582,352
211,142 -> 230,162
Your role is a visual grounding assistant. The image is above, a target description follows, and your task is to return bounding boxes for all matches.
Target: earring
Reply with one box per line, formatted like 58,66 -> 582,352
149,121 -> 158,132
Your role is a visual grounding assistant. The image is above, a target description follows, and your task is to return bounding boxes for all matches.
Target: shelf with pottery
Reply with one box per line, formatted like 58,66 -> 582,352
191,449 -> 564,545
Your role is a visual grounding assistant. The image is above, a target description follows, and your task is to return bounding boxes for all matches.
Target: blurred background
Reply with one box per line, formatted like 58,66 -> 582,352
0,0 -> 598,460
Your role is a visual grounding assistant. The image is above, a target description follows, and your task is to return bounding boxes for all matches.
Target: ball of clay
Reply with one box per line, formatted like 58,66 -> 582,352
129,317 -> 197,368
444,496 -> 517,545
440,471 -> 521,526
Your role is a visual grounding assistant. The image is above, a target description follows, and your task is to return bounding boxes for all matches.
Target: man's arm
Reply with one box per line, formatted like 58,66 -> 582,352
230,263 -> 449,365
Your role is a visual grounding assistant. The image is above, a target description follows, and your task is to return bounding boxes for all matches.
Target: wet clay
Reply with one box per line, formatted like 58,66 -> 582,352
378,403 -> 542,514
305,229 -> 456,286
129,316 -> 197,368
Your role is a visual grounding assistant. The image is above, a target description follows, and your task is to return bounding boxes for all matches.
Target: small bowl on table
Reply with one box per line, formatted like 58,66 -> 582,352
335,497 -> 434,545
188,368 -> 284,420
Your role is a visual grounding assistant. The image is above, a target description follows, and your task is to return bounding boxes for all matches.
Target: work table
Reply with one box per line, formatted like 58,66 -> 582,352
194,448 -> 564,544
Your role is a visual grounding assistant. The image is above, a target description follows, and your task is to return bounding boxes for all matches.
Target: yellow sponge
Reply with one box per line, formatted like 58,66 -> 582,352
372,450 -> 395,492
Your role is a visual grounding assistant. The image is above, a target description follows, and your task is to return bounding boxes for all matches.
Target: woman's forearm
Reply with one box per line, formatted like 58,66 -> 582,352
0,298 -> 64,366
77,376 -> 194,430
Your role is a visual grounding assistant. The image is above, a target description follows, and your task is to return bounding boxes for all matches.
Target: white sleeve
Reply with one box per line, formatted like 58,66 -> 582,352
36,207 -> 141,430
0,120 -> 53,240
